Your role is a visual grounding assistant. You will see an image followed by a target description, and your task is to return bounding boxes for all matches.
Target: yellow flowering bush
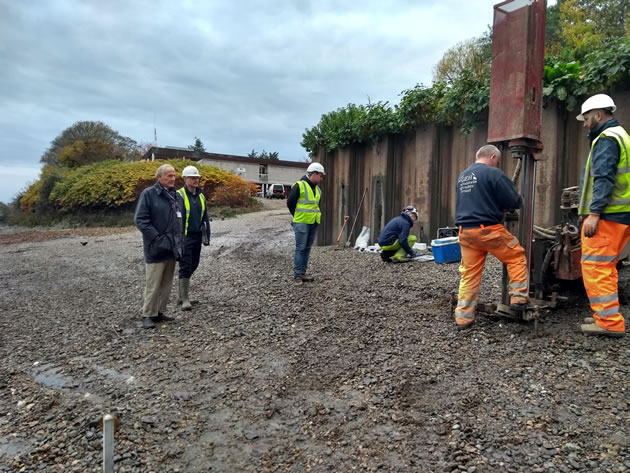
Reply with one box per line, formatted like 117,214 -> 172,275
21,160 -> 256,213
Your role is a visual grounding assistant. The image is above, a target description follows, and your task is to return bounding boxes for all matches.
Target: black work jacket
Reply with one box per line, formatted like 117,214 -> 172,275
134,182 -> 184,263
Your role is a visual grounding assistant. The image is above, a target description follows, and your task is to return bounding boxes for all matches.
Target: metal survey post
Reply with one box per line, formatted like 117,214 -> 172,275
103,414 -> 114,473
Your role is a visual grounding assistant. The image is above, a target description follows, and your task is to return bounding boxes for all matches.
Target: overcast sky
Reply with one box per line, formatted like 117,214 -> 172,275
0,0 -> 550,203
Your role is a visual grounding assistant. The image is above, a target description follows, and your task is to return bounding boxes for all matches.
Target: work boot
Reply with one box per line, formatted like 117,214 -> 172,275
142,317 -> 155,329
380,253 -> 391,263
455,323 -> 474,331
179,278 -> 192,311
580,323 -> 625,337
301,275 -> 314,282
294,276 -> 303,284
153,312 -> 174,322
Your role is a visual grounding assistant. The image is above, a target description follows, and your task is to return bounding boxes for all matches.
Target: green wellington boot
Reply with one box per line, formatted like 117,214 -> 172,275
179,278 -> 192,311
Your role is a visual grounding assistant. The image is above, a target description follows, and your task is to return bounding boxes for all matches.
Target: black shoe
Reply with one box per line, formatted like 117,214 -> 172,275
301,275 -> 314,282
380,253 -> 392,263
142,317 -> 156,329
153,312 -> 174,322
456,323 -> 473,330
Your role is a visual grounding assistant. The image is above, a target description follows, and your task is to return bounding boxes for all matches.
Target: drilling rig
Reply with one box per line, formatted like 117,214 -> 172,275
483,0 -> 630,330
486,0 -> 551,324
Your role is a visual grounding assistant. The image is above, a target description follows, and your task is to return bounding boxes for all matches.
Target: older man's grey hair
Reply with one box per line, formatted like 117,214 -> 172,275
155,164 -> 175,178
476,144 -> 501,160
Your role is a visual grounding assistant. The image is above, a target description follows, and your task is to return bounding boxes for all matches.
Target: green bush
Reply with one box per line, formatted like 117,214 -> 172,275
542,59 -> 583,110
396,82 -> 447,132
438,70 -> 490,134
19,159 -> 257,215
538,36 -> 630,111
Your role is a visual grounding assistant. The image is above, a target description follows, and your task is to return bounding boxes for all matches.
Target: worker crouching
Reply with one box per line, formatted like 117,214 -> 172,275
177,166 -> 211,310
378,206 -> 418,262
454,144 -> 530,328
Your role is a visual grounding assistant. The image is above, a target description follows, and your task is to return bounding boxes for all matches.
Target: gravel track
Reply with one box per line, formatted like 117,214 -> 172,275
1,199 -> 630,472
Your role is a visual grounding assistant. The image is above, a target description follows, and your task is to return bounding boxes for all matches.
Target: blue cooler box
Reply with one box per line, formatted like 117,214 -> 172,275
431,237 -> 462,264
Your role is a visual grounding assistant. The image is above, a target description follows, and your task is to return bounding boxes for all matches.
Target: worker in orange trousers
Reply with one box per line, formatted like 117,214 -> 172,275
577,94 -> 630,337
454,144 -> 530,328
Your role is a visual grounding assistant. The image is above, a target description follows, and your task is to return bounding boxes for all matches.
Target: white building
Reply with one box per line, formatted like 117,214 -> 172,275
144,146 -> 309,195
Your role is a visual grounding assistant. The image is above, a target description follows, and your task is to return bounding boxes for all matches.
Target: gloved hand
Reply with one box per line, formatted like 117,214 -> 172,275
583,214 -> 600,237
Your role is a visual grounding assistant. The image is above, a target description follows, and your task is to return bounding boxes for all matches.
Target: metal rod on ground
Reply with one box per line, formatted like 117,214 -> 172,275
344,188 -> 368,248
103,414 -> 114,473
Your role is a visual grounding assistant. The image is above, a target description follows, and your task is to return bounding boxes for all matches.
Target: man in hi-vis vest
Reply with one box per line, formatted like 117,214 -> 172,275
177,165 -> 210,310
577,94 -> 630,338
287,162 -> 325,284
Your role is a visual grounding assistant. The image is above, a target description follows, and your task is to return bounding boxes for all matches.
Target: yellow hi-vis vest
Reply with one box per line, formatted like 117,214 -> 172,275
177,187 -> 206,235
292,180 -> 321,224
578,125 -> 630,216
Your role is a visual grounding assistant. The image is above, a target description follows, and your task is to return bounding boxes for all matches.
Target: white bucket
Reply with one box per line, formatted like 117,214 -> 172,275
417,243 -> 427,251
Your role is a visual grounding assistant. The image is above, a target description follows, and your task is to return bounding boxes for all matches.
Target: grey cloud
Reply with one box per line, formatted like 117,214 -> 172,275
0,0 -> 502,202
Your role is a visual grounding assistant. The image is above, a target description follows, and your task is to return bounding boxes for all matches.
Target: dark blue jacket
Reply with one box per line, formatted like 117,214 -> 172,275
580,118 -> 630,225
378,212 -> 415,255
134,182 -> 184,263
455,162 -> 521,228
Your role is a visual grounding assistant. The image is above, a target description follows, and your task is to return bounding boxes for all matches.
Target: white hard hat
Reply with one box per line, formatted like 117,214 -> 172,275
577,94 -> 616,121
182,165 -> 201,177
403,205 -> 419,219
307,162 -> 325,175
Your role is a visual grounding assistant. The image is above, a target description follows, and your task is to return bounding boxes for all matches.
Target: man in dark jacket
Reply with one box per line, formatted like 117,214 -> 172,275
576,94 -> 630,338
378,206 -> 418,262
454,144 -> 530,329
134,164 -> 183,329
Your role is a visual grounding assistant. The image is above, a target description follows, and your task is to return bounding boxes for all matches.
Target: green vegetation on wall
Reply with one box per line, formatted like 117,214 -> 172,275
302,33 -> 630,157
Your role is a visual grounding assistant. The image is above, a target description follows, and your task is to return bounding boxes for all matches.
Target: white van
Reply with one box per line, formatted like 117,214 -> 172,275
267,183 -> 285,199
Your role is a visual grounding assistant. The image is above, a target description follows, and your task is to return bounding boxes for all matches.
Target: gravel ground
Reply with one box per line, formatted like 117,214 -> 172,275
1,199 -> 630,473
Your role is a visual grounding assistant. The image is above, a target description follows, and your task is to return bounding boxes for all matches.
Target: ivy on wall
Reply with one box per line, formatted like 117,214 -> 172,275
302,36 -> 630,156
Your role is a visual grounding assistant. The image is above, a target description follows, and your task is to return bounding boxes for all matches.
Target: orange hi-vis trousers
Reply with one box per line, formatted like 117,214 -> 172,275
581,219 -> 630,333
455,224 -> 529,326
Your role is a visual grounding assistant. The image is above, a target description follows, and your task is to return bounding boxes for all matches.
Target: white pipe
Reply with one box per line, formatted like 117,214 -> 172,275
103,414 -> 114,473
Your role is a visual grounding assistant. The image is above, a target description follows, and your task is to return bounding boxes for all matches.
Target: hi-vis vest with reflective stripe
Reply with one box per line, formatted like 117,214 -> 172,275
177,188 -> 206,235
292,180 -> 321,224
578,125 -> 630,216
